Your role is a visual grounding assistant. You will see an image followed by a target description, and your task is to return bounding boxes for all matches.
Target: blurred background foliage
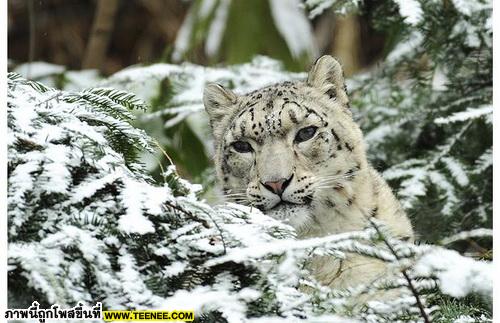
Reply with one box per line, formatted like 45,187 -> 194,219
8,0 -> 387,74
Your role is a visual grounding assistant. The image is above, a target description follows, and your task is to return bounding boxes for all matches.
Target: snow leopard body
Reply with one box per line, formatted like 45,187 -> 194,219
203,55 -> 413,289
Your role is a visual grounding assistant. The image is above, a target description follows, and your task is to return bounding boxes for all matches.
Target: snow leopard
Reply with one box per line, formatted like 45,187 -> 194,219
203,55 -> 413,289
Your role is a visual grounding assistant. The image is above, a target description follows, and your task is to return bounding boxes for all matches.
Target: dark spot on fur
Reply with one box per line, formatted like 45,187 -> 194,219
325,199 -> 336,208
334,184 -> 344,191
303,195 -> 313,204
208,99 -> 220,108
287,107 -> 299,124
345,142 -> 353,152
345,167 -> 358,180
326,87 -> 337,99
239,122 -> 246,136
331,129 -> 340,142
237,109 -> 246,118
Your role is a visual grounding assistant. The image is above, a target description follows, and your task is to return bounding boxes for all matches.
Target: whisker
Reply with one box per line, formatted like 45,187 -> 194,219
313,172 -> 359,185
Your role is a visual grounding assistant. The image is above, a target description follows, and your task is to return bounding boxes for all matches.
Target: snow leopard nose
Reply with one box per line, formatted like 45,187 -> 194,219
262,174 -> 293,196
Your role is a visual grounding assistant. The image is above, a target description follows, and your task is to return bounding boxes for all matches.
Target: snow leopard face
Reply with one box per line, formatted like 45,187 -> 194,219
204,56 -> 367,230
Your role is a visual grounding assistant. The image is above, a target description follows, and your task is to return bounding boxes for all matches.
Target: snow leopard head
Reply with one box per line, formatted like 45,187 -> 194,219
204,56 -> 368,230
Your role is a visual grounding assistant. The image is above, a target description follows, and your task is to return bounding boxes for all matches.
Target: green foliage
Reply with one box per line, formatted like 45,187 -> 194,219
343,0 -> 493,243
172,0 -> 314,71
220,0 -> 306,70
431,295 -> 491,322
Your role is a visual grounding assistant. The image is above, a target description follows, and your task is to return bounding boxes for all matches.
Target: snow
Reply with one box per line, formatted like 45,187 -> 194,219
269,0 -> 318,59
473,148 -> 492,173
441,157 -> 469,187
428,170 -> 458,216
383,164 -> 428,209
305,0 -> 336,18
39,144 -> 72,194
454,314 -> 491,323
393,0 -> 423,26
104,56 -> 305,128
163,261 -> 187,277
413,247 -> 492,299
387,31 -> 423,62
118,177 -> 172,234
432,65 -> 449,91
304,0 -> 360,19
434,105 -> 493,124
205,0 -> 230,57
8,90 -> 40,130
13,61 -> 65,79
171,9 -> 195,62
451,19 -> 482,47
205,228 -> 390,267
71,170 -> 123,203
365,124 -> 397,146
199,0 -> 217,19
64,69 -> 101,91
440,228 -> 493,245
250,316 -> 358,323
160,287 -> 258,322
451,0 -> 491,16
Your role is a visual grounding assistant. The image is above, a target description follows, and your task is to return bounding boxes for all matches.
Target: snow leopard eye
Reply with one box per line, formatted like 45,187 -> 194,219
232,141 -> 253,153
295,126 -> 318,143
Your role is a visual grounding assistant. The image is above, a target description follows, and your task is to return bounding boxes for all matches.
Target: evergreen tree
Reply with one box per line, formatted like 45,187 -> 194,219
306,0 -> 493,245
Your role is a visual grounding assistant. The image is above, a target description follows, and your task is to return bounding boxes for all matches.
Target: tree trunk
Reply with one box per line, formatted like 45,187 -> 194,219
332,15 -> 361,76
82,0 -> 120,70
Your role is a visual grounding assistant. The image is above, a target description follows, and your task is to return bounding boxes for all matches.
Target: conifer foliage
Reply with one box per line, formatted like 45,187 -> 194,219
7,74 -> 492,322
306,0 -> 493,243
7,0 -> 493,321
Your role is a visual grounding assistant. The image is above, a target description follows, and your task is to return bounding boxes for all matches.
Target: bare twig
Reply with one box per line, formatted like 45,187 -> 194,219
366,216 -> 431,323
164,200 -> 211,229
154,139 -> 179,177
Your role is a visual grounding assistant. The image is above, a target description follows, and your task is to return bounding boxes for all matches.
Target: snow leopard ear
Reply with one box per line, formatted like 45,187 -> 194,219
203,83 -> 239,137
307,55 -> 350,107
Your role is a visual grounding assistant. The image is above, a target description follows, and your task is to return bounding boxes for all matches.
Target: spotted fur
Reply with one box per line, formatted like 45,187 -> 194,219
204,56 -> 413,290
